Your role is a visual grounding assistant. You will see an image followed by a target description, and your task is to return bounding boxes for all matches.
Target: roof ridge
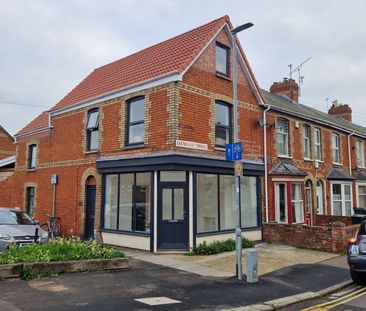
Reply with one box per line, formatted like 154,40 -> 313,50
96,15 -> 229,72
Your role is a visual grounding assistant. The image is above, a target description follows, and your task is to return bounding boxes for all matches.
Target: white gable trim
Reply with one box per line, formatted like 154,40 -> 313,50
180,24 -> 226,77
0,155 -> 15,168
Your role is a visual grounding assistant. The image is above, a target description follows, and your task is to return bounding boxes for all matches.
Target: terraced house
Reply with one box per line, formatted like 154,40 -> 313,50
263,79 -> 366,227
12,16 -> 266,252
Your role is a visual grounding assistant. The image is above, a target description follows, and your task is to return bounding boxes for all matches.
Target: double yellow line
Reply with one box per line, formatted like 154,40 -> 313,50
301,287 -> 366,310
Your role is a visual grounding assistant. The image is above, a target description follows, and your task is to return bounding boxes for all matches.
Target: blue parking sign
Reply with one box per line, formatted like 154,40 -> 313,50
226,142 -> 242,160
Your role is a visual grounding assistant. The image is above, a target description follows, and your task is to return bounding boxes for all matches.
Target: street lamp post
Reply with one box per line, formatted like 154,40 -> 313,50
231,22 -> 253,281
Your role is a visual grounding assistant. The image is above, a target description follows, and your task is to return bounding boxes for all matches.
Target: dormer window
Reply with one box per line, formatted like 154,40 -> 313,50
86,109 -> 99,151
216,42 -> 230,76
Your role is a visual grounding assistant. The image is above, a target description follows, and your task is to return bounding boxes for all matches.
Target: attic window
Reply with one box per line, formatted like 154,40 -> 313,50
216,42 -> 230,76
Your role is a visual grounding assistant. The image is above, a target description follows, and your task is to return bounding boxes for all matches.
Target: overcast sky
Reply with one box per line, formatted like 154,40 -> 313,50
1,0 -> 366,135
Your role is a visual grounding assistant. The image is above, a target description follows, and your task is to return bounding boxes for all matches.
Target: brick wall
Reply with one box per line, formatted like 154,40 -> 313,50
0,171 -> 15,207
0,127 -> 15,160
263,223 -> 358,253
316,214 -> 353,226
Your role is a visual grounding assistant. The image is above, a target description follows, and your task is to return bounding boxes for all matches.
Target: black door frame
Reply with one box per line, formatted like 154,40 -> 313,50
85,185 -> 96,240
157,179 -> 189,250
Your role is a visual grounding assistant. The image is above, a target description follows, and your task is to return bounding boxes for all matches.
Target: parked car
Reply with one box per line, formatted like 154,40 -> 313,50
0,207 -> 49,252
347,220 -> 366,284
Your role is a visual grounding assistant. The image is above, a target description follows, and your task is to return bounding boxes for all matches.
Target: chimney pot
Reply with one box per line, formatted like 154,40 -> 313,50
328,100 -> 352,122
270,78 -> 299,102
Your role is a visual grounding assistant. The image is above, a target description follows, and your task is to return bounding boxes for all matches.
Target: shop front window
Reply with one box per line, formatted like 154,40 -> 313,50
103,172 -> 151,233
196,173 -> 259,233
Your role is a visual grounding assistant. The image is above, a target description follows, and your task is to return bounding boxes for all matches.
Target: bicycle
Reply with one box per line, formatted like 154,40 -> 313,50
40,213 -> 61,238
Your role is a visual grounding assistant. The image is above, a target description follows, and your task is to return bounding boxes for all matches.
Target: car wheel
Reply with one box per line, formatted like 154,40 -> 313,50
351,270 -> 364,285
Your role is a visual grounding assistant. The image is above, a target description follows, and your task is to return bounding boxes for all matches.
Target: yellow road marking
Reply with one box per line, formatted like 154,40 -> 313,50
301,287 -> 366,311
323,290 -> 366,310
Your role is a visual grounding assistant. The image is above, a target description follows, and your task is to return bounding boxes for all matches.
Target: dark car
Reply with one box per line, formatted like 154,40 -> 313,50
347,220 -> 366,284
0,207 -> 48,251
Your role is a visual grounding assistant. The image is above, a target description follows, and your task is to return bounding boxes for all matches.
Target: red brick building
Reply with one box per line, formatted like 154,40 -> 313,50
263,79 -> 366,226
6,16 -> 366,252
0,126 -> 16,207
12,16 -> 265,251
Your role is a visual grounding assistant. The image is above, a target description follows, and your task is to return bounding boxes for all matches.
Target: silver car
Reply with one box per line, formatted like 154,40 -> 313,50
0,207 -> 49,251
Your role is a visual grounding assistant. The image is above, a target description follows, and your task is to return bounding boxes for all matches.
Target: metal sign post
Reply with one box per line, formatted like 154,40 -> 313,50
51,174 -> 58,220
230,21 -> 253,281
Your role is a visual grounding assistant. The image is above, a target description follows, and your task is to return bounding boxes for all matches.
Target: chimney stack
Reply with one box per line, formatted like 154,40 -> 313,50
328,100 -> 352,122
270,78 -> 299,102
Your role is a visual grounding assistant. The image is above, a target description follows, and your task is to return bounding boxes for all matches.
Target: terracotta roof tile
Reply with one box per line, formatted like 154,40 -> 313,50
50,15 -> 230,111
18,15 -> 261,136
16,111 -> 49,136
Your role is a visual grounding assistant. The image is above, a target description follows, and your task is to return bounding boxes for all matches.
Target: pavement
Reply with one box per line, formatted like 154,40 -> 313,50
0,243 -> 354,311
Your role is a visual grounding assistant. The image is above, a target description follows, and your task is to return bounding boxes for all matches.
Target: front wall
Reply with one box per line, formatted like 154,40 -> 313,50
196,230 -> 262,246
102,232 -> 150,251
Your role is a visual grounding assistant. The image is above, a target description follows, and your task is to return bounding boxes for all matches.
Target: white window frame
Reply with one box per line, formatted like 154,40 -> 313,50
356,140 -> 365,168
275,183 -> 288,223
332,133 -> 341,165
303,124 -> 311,160
356,182 -> 366,208
291,183 -> 304,224
277,118 -> 289,157
330,182 -> 353,216
314,128 -> 322,161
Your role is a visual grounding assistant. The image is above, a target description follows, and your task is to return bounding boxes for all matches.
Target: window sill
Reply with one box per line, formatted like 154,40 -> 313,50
277,155 -> 293,159
304,158 -> 313,162
315,159 -> 324,163
215,72 -> 232,81
85,150 -> 99,154
26,168 -> 37,172
332,162 -> 343,167
123,144 -> 145,150
214,147 -> 226,152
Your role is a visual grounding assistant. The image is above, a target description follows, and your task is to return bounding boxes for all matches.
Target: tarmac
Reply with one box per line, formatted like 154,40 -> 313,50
0,243 -> 354,311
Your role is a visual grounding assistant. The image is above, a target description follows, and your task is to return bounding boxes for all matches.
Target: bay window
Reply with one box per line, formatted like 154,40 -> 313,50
331,183 -> 352,216
356,183 -> 366,208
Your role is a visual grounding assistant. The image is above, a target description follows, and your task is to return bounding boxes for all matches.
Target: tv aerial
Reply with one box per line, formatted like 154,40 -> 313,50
288,57 -> 311,96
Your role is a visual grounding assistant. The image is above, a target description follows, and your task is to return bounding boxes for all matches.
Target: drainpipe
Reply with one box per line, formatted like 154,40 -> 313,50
348,131 -> 355,176
263,105 -> 271,223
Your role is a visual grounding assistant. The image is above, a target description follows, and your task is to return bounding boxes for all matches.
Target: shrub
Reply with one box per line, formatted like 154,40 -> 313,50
191,237 -> 255,255
0,237 -> 124,265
